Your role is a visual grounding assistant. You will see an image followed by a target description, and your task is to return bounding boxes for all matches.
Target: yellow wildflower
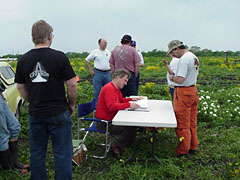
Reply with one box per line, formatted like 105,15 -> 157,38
157,129 -> 162,133
234,169 -> 238,174
145,82 -> 155,88
179,137 -> 184,142
79,67 -> 86,71
150,137 -> 153,143
146,65 -> 160,72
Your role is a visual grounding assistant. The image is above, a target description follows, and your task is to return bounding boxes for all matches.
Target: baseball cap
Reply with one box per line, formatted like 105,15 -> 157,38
131,41 -> 136,46
167,40 -> 184,55
121,34 -> 132,42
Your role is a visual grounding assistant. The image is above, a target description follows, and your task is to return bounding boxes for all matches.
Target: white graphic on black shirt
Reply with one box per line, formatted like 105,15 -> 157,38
29,62 -> 49,83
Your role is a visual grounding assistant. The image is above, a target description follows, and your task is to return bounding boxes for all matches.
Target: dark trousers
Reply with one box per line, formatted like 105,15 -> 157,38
97,122 -> 137,150
169,87 -> 175,101
136,73 -> 140,95
120,72 -> 137,97
29,110 -> 73,180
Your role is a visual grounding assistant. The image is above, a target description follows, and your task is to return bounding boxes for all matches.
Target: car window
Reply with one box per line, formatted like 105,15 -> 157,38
0,66 -> 15,79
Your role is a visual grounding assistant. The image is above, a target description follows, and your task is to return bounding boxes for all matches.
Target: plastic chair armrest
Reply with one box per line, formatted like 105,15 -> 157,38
83,117 -> 108,123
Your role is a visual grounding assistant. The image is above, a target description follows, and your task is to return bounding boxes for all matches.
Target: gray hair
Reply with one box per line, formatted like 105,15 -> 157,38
112,69 -> 131,79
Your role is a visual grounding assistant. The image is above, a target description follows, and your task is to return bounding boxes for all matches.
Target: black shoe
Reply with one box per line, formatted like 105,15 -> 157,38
110,145 -> 121,158
189,149 -> 197,154
176,153 -> 188,158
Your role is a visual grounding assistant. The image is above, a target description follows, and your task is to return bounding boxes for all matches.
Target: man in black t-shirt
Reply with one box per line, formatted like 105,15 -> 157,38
15,20 -> 77,180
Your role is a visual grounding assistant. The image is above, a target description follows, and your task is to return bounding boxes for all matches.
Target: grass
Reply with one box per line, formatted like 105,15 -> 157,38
1,56 -> 240,179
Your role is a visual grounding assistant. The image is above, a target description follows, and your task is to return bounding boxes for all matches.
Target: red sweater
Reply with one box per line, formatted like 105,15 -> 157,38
96,82 -> 132,121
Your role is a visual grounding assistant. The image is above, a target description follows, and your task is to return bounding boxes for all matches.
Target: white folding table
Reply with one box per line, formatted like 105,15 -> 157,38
112,100 -> 177,165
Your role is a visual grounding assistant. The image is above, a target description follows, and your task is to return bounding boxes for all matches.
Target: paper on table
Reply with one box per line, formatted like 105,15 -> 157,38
135,98 -> 149,108
129,96 -> 150,112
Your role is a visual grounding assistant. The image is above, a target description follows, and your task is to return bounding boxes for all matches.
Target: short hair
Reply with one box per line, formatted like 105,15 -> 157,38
32,20 -> 53,44
121,39 -> 130,44
112,69 -> 131,79
98,38 -> 102,45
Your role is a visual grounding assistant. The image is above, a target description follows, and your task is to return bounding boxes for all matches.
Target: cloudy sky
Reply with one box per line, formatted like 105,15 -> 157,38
0,0 -> 239,56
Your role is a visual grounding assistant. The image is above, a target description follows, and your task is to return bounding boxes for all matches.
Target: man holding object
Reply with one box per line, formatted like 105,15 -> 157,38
166,40 -> 199,157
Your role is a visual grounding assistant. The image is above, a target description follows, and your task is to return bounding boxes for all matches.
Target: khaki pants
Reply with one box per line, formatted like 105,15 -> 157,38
173,86 -> 199,155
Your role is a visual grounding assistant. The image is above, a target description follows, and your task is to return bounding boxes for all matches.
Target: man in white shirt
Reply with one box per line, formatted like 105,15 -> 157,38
131,40 -> 144,94
86,38 -> 111,107
167,40 -> 199,157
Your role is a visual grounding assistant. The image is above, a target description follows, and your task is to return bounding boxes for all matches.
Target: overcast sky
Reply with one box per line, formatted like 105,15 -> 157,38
0,0 -> 239,56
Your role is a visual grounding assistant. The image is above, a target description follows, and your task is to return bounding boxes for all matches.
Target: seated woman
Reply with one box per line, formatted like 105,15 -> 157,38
96,69 -> 141,157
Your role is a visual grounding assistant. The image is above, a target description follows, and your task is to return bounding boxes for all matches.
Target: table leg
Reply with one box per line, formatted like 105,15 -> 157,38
152,128 -> 161,164
121,138 -> 136,166
121,128 -> 161,166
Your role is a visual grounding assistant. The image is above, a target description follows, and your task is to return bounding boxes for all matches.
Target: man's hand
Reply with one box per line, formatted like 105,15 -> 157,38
90,69 -> 94,76
162,59 -> 168,66
69,104 -> 75,117
169,74 -> 174,82
16,83 -> 28,102
130,103 -> 140,109
131,96 -> 144,101
86,61 -> 95,76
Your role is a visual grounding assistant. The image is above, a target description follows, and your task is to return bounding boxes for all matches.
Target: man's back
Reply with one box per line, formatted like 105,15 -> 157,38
110,45 -> 140,75
15,47 -> 75,117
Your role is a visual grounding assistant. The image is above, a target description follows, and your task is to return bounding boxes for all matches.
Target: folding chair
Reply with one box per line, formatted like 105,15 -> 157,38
76,98 -> 111,159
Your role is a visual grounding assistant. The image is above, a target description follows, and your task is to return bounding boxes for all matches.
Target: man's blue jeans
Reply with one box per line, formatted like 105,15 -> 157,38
29,110 -> 73,180
0,95 -> 20,151
93,69 -> 111,108
169,87 -> 175,101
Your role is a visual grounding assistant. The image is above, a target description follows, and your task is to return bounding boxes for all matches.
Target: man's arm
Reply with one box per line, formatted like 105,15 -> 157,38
110,63 -> 115,75
138,52 -> 144,67
133,50 -> 140,76
16,83 -> 28,102
86,61 -> 94,76
169,74 -> 185,84
162,59 -> 174,75
65,77 -> 77,117
0,92 -> 6,100
109,52 -> 115,75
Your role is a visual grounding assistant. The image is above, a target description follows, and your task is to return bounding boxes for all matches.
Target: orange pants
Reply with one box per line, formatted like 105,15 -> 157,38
173,86 -> 199,155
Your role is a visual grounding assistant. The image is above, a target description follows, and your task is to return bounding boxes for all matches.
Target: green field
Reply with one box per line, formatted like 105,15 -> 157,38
1,56 -> 240,180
